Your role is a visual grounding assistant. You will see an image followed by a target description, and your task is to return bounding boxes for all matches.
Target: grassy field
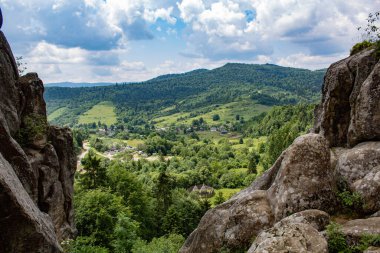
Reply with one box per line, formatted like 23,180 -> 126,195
127,139 -> 145,148
230,136 -> 267,150
78,101 -> 117,126
154,100 -> 271,127
48,107 -> 67,122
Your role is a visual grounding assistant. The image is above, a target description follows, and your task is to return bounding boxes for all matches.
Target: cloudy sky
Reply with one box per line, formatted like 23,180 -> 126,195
1,0 -> 379,83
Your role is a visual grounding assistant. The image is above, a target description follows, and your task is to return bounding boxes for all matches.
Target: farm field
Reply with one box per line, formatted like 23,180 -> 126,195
78,101 -> 117,126
153,99 -> 271,127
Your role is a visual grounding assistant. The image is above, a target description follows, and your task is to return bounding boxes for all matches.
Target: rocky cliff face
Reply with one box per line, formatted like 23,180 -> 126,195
181,48 -> 380,253
0,32 -> 76,252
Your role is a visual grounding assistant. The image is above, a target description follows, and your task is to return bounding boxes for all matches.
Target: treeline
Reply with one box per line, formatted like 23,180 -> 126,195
244,104 -> 315,168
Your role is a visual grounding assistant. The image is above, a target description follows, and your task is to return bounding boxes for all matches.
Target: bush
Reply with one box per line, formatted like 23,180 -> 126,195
131,234 -> 184,253
326,222 -> 380,253
338,190 -> 362,210
212,114 -> 220,121
326,223 -> 350,253
353,234 -> 380,252
16,113 -> 48,146
350,41 -> 374,55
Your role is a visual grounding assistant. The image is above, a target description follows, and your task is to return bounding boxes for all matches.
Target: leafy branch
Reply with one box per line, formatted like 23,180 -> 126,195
15,56 -> 27,75
358,11 -> 380,42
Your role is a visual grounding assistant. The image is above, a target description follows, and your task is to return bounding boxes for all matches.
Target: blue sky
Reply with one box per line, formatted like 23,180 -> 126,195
1,0 -> 378,83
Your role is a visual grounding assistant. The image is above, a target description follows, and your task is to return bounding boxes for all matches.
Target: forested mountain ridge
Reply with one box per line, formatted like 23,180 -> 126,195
45,63 -> 325,126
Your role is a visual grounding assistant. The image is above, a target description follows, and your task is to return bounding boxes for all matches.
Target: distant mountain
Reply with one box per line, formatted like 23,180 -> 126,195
45,82 -> 117,88
45,63 -> 326,126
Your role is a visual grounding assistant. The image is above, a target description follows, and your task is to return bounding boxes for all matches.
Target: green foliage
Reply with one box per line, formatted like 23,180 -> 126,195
73,128 -> 89,154
350,40 -> 374,55
162,189 -> 205,236
355,11 -> 380,58
212,114 -> 220,121
326,223 -> 350,253
106,163 -> 156,239
62,237 -> 110,253
131,234 -> 184,253
214,191 -> 226,205
16,113 -> 48,147
326,222 -> 380,253
247,152 -> 260,174
45,64 -> 324,126
352,234 -> 380,252
155,165 -> 175,221
245,104 -> 315,170
74,189 -> 136,249
78,101 -> 117,126
111,214 -> 140,253
251,91 -> 296,106
78,150 -> 107,189
143,135 -> 173,155
70,102 -> 321,251
338,190 -> 363,210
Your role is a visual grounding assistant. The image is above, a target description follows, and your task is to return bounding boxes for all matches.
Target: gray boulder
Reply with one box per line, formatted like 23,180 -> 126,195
0,154 -> 61,252
313,48 -> 379,147
267,134 -> 336,221
179,190 -> 274,253
341,217 -> 380,245
335,142 -> 380,213
348,60 -> 380,147
278,209 -> 330,231
248,221 -> 328,253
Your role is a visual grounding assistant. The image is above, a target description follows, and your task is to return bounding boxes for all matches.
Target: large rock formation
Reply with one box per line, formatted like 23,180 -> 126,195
0,32 -> 76,252
313,48 -> 379,147
181,47 -> 380,253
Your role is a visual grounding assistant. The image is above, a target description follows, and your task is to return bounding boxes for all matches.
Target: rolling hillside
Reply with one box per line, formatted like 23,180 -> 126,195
45,63 -> 325,126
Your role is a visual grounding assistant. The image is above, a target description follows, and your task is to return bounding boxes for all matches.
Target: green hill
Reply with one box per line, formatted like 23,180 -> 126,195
45,63 -> 325,126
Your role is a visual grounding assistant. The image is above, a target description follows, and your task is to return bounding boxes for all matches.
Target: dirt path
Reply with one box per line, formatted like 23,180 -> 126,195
77,141 -> 90,171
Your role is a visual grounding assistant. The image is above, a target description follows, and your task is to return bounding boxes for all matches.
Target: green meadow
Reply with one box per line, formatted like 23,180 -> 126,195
78,101 -> 117,126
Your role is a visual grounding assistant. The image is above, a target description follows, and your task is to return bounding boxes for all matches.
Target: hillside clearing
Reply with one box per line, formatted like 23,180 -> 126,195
78,101 -> 117,126
154,100 -> 271,127
48,107 -> 67,122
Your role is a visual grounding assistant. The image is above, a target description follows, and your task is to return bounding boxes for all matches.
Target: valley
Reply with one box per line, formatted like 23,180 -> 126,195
1,3 -> 379,253
46,64 -> 318,252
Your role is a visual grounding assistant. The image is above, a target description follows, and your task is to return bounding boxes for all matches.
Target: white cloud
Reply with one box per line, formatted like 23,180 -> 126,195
177,0 -> 380,59
276,53 -> 346,70
144,7 -> 177,24
177,0 -> 205,22
4,0 -> 379,83
28,41 -> 88,64
25,41 -> 147,82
